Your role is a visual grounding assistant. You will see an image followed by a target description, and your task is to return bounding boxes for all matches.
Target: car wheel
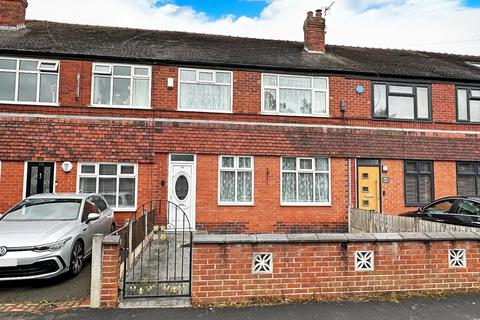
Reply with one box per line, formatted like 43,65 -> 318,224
69,241 -> 84,277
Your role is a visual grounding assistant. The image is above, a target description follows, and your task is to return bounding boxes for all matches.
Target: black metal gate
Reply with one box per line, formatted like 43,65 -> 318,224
114,200 -> 192,299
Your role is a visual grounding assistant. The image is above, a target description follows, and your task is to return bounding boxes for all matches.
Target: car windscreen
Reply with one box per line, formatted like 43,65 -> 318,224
1,198 -> 82,221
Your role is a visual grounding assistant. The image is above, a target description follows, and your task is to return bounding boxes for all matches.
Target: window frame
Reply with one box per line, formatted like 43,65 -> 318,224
90,63 -> 152,109
280,157 -> 331,206
372,81 -> 432,121
404,160 -> 434,207
0,56 -> 60,106
77,163 -> 138,211
456,86 -> 480,123
261,73 -> 329,117
217,155 -> 254,206
456,161 -> 480,196
177,68 -> 233,114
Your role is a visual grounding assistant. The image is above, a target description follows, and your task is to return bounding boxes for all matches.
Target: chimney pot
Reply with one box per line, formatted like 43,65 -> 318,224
0,0 -> 28,30
304,9 -> 326,54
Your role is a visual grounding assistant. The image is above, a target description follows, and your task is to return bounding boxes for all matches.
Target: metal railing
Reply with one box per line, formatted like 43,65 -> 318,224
111,199 -> 193,299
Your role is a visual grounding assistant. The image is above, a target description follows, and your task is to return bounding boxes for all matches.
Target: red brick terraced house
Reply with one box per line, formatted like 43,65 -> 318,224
1,1 -> 480,234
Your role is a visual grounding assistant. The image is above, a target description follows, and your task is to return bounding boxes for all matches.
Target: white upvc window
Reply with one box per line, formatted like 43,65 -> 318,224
178,68 -> 233,113
77,163 -> 138,211
91,63 -> 151,108
262,74 -> 329,116
0,57 -> 59,105
281,157 -> 331,206
218,156 -> 254,205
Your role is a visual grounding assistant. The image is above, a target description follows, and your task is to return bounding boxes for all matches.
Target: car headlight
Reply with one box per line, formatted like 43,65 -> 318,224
33,237 -> 72,252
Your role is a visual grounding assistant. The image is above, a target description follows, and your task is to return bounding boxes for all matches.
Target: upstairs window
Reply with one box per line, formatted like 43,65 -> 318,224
373,82 -> 431,120
92,63 -> 151,108
0,57 -> 59,104
179,68 -> 232,113
457,87 -> 480,122
78,163 -> 137,210
281,157 -> 330,205
262,74 -> 329,116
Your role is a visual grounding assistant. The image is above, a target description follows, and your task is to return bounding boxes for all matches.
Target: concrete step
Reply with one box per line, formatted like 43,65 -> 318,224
118,297 -> 192,309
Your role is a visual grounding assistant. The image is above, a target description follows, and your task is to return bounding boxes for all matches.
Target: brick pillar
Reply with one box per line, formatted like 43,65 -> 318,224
99,235 -> 121,308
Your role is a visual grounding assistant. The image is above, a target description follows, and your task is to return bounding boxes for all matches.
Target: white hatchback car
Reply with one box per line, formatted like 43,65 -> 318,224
0,193 -> 115,281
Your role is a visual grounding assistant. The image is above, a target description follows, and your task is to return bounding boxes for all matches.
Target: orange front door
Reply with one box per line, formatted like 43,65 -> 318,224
357,166 -> 381,212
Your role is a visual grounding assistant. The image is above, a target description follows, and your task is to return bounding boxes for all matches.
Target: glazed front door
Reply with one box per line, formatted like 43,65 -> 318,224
25,162 -> 55,197
168,155 -> 196,230
357,165 -> 381,212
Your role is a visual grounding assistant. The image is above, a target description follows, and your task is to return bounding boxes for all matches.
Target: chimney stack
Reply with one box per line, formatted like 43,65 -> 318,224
303,9 -> 326,53
0,0 -> 28,30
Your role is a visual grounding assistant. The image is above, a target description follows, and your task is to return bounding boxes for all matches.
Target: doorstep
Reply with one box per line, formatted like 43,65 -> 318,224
118,297 -> 192,309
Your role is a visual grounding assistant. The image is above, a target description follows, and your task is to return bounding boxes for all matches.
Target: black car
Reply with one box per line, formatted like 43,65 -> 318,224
401,196 -> 480,228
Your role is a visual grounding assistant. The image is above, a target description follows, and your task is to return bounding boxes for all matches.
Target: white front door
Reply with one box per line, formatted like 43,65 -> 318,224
168,155 -> 196,230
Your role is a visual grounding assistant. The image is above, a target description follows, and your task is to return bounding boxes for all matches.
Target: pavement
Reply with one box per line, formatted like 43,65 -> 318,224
2,294 -> 480,320
0,260 -> 91,304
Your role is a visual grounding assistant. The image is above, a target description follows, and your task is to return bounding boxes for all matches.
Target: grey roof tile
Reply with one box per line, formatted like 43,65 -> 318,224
0,21 -> 479,81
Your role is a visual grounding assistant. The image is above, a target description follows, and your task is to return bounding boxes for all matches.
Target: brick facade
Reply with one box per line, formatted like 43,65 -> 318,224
192,236 -> 480,305
0,42 -> 478,232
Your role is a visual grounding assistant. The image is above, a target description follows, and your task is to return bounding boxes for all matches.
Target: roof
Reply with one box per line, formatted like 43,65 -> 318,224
27,193 -> 93,200
0,20 -> 480,81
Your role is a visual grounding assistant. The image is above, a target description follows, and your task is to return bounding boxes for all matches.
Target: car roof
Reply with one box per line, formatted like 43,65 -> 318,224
26,193 -> 96,200
432,196 -> 480,203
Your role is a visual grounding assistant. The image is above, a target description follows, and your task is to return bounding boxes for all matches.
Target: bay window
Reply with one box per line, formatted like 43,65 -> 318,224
0,57 -> 59,104
281,157 -> 330,205
78,163 -> 137,210
218,156 -> 253,205
372,82 -> 431,120
262,74 -> 329,116
91,63 -> 151,108
457,87 -> 480,122
179,68 -> 232,112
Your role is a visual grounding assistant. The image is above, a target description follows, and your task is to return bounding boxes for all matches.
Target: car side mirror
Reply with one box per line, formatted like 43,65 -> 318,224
87,213 -> 100,223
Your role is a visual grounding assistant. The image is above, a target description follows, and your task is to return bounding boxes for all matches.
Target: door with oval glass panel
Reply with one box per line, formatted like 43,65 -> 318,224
357,159 -> 381,212
168,154 -> 196,230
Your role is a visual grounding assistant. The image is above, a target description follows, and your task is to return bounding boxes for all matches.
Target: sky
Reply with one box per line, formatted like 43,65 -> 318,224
26,0 -> 480,55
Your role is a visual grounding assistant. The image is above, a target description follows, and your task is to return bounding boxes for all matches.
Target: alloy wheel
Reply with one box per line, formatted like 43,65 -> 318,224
71,241 -> 84,275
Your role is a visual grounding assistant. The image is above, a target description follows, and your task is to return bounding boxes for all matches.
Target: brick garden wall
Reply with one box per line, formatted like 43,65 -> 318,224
192,233 -> 480,305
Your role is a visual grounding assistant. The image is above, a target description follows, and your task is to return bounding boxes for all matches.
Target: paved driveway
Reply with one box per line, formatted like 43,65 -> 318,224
0,260 -> 91,304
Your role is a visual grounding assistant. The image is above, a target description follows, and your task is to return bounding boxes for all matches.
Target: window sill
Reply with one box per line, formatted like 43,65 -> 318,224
457,120 -> 480,124
371,117 -> 432,123
218,202 -> 254,207
262,112 -> 329,118
89,104 -> 152,110
0,100 -> 60,107
177,108 -> 233,114
281,202 -> 332,207
112,207 -> 137,212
